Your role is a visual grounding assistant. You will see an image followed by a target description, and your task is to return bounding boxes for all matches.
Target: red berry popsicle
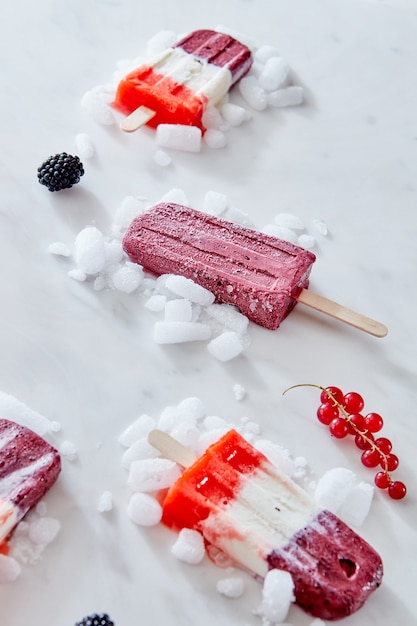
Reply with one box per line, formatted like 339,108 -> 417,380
148,429 -> 383,621
122,203 -> 388,336
0,419 -> 61,544
112,29 -> 253,132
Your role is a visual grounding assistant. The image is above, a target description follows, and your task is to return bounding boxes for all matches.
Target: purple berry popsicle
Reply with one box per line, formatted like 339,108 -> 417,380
149,428 -> 383,621
112,29 -> 253,131
122,203 -> 388,336
0,419 -> 61,544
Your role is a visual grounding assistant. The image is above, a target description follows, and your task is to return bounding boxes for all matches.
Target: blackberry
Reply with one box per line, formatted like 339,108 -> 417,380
75,613 -> 114,626
37,152 -> 84,192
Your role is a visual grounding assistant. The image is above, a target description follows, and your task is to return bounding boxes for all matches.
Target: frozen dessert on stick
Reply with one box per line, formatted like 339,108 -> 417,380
122,203 -> 387,336
113,29 -> 253,132
148,428 -> 383,620
0,419 -> 61,544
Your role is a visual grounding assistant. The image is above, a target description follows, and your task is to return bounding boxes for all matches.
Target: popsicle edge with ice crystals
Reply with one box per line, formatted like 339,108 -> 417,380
113,29 -> 253,132
122,203 -> 388,337
0,419 -> 61,545
148,428 -> 384,621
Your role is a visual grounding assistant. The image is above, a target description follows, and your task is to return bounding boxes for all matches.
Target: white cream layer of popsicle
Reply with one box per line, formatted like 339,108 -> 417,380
199,460 -> 320,577
146,47 -> 232,104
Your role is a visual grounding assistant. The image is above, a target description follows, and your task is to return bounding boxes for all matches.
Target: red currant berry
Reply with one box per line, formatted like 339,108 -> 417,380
374,437 -> 392,454
320,386 -> 344,406
347,413 -> 364,435
380,453 -> 399,472
317,403 -> 339,425
363,412 -> 384,433
361,449 -> 381,468
354,431 -> 375,450
343,392 -> 365,413
329,417 -> 349,438
388,481 -> 407,500
374,471 -> 391,489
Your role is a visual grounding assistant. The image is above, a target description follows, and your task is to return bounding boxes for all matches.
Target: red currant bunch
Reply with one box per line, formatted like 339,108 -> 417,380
285,384 -> 407,500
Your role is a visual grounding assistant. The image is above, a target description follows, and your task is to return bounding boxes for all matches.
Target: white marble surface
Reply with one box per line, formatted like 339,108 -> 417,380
1,0 -> 417,624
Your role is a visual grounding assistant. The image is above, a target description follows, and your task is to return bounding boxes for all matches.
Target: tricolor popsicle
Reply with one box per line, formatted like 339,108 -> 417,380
113,29 -> 253,131
0,419 -> 61,544
122,203 -> 388,336
149,429 -> 383,621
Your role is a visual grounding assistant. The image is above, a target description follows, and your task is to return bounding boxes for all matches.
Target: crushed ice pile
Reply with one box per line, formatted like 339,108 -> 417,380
81,27 -> 304,152
50,188 -> 328,362
0,501 -> 61,584
0,392 -> 76,584
0,388 -> 374,621
117,395 -> 374,624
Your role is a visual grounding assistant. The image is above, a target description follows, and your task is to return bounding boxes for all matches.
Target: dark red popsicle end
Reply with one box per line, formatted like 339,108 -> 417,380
267,509 -> 383,620
175,29 -> 253,84
0,419 -> 61,522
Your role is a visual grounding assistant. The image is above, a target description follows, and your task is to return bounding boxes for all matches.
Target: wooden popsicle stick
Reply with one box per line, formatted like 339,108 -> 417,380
297,289 -> 388,338
120,105 -> 156,132
148,429 -> 196,468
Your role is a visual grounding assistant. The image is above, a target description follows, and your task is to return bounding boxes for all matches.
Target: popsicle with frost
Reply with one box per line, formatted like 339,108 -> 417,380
122,203 -> 387,337
148,428 -> 383,621
112,29 -> 253,132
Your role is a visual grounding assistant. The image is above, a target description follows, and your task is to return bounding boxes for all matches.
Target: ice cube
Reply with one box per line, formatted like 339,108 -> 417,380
298,234 -> 316,249
153,149 -> 172,167
239,76 -> 268,111
202,190 -> 228,216
207,331 -> 244,362
121,438 -> 159,469
314,467 -> 356,513
97,491 -> 113,513
261,569 -> 295,623
0,554 -> 21,583
128,457 -> 181,492
259,57 -> 290,91
221,102 -> 248,126
118,414 -> 157,447
339,482 -> 374,527
48,242 -> 71,257
274,212 -> 304,230
171,528 -> 205,564
112,264 -> 143,293
127,492 -> 162,527
145,294 -> 167,312
205,303 -> 249,334
254,45 -> 280,64
74,226 -> 106,275
81,90 -> 115,125
204,129 -> 227,149
216,576 -> 245,598
59,440 -> 78,461
28,517 -> 61,545
268,85 -> 304,108
164,298 -> 193,322
156,124 -> 202,152
165,275 -> 215,306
